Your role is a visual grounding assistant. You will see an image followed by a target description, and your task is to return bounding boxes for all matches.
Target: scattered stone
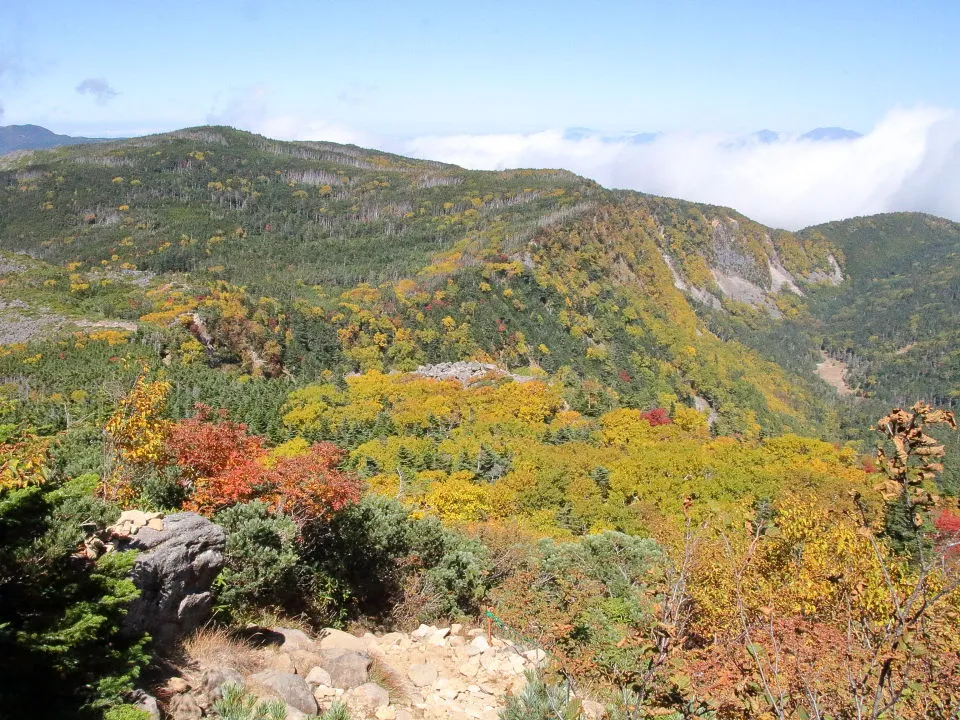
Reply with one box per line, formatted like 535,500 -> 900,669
380,631 -> 405,646
305,666 -> 333,687
168,692 -> 203,720
174,618 -> 538,720
479,652 -> 504,674
318,627 -> 368,652
319,648 -> 372,689
167,677 -> 191,694
411,624 -> 436,639
264,650 -> 296,673
408,663 -> 439,688
349,682 -> 390,711
469,636 -> 490,652
427,629 -> 450,646
582,698 -> 607,719
248,671 -> 318,715
200,667 -> 244,699
412,361 -> 534,386
314,685 -> 338,700
523,648 -> 547,665
288,649 -> 326,674
272,627 -> 316,652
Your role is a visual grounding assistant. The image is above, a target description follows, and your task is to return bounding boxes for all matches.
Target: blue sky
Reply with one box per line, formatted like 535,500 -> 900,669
2,0 -> 957,136
1,0 -> 959,227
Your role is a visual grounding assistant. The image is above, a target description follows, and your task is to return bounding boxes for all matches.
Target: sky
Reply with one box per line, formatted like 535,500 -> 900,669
1,0 -> 959,229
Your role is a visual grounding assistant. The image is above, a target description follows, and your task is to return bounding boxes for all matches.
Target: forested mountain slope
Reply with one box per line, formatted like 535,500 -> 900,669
0,126 -> 848,437
1,125 -> 958,451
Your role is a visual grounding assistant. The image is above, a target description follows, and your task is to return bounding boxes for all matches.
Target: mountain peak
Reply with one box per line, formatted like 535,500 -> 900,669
0,124 -> 114,155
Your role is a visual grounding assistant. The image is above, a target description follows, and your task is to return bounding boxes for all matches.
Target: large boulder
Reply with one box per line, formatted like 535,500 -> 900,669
118,512 -> 226,645
318,648 -> 372,689
248,671 -> 318,715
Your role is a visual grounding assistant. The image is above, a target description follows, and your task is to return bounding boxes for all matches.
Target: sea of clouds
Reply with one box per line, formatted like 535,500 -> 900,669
396,107 -> 960,231
211,96 -> 960,231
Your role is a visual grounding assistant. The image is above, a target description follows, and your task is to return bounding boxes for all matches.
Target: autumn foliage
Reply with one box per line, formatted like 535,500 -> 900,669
169,405 -> 360,525
105,380 -> 361,526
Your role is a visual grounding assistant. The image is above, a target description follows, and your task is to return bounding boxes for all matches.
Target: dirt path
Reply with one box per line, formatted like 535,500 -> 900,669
815,353 -> 853,395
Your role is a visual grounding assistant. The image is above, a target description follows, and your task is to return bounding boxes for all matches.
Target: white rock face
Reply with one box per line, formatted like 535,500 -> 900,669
767,257 -> 804,296
711,268 -> 767,306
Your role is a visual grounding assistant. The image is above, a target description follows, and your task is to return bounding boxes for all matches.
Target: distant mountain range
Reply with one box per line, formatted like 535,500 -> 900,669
0,124 -> 113,154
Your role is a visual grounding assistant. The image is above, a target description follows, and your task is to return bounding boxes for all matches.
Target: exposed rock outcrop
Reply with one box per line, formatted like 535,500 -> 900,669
118,512 -> 226,646
411,361 -> 536,386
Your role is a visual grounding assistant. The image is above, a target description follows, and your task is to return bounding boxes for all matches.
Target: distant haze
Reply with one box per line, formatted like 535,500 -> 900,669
396,107 -> 960,230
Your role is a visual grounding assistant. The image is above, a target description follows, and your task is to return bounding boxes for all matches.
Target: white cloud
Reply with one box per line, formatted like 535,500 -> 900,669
75,77 -> 119,105
395,107 -> 960,230
207,85 -> 370,146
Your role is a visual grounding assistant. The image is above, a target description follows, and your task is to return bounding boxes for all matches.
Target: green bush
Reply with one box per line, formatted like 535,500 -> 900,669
213,683 -> 286,720
309,495 -> 490,621
214,502 -> 302,621
132,464 -> 189,512
103,705 -> 152,720
0,478 -> 150,718
500,671 -> 582,720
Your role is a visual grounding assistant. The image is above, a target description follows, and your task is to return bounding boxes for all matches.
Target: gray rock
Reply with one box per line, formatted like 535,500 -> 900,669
200,667 -> 245,700
168,692 -> 203,720
349,682 -> 390,711
318,648 -> 372,689
407,662 -> 438,688
249,671 -> 318,715
128,690 -> 160,719
305,666 -> 333,687
119,512 -> 225,646
272,626 -> 316,651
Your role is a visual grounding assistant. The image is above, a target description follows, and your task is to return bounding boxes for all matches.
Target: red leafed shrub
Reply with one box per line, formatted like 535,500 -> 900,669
259,442 -> 361,526
166,404 -> 262,483
171,405 -> 360,524
935,509 -> 960,557
640,407 -> 672,426
935,509 -> 960,535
